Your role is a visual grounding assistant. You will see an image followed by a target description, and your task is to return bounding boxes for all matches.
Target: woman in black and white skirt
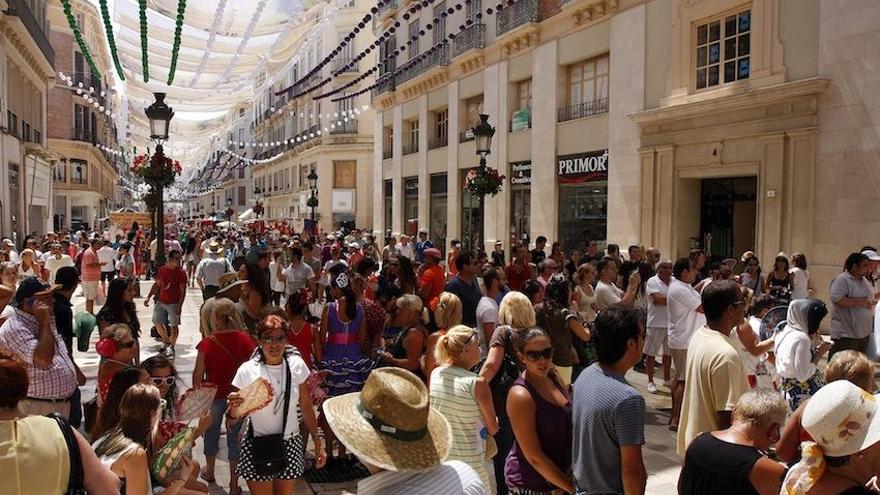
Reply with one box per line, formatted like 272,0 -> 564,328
227,314 -> 326,495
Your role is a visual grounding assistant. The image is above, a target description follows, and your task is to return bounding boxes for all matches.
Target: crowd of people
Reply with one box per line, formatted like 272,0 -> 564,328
0,222 -> 879,495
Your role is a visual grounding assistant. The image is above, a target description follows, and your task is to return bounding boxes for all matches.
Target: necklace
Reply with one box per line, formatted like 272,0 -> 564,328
263,362 -> 287,415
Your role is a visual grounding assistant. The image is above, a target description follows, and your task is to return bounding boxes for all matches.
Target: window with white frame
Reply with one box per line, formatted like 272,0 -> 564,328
567,55 -> 609,106
695,9 -> 751,89
435,108 -> 448,141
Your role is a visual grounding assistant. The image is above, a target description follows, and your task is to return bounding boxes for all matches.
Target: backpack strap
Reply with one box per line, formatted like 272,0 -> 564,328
48,413 -> 84,494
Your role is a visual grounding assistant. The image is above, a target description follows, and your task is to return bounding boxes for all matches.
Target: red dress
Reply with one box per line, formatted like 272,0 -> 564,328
287,322 -> 315,370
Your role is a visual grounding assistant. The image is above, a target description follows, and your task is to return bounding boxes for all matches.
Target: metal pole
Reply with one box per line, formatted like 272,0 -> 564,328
478,153 -> 487,256
310,189 -> 316,239
155,144 -> 166,266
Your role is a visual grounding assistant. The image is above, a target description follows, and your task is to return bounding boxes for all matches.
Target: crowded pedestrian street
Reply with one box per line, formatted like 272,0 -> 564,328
1,0 -> 880,494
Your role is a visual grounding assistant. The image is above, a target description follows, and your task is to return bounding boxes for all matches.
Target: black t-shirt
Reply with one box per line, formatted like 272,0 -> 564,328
444,275 -> 483,327
530,249 -> 546,265
679,432 -> 773,495
53,293 -> 74,356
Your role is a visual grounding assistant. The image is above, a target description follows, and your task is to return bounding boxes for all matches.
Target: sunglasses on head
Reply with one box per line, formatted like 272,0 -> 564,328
150,376 -> 175,386
524,347 -> 553,362
260,334 -> 286,344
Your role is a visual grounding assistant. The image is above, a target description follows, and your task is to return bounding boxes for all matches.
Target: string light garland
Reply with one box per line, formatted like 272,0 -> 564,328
98,0 -> 125,80
188,0 -> 227,87
60,0 -> 102,79
167,0 -> 188,85
138,0 -> 150,82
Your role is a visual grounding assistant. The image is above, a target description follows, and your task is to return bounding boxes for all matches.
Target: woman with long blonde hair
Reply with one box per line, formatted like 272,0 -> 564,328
423,292 -> 463,381
430,325 -> 499,492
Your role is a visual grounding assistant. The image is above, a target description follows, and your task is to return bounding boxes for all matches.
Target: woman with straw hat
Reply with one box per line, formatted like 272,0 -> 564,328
323,367 -> 487,494
781,380 -> 880,494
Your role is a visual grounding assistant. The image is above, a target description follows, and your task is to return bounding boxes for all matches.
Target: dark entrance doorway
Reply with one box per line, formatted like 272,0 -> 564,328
700,177 -> 757,261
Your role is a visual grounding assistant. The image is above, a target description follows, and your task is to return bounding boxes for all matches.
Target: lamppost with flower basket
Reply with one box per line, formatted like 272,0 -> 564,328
139,93 -> 177,265
464,114 -> 500,255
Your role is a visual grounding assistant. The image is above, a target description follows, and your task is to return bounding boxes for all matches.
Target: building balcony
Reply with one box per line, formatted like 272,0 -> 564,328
396,43 -> 449,86
429,134 -> 448,149
452,24 -> 486,58
382,149 -> 393,160
330,119 -> 358,134
333,57 -> 359,74
5,0 -> 54,68
402,142 -> 419,155
376,0 -> 397,21
372,74 -> 397,98
557,97 -> 609,122
496,0 -> 540,37
72,129 -> 95,144
70,177 -> 88,185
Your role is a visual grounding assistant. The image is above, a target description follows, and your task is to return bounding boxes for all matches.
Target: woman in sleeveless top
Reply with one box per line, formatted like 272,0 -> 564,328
765,254 -> 793,297
0,348 -> 119,495
430,325 -> 500,492
380,294 -> 429,380
424,291 -> 463,383
505,328 -> 574,494
317,268 -> 372,463
93,383 -> 196,495
95,323 -> 137,406
679,389 -> 788,495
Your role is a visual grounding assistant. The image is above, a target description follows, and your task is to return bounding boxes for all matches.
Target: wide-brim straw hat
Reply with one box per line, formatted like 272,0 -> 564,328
207,241 -> 224,254
215,272 -> 245,296
323,367 -> 451,472
803,380 -> 880,457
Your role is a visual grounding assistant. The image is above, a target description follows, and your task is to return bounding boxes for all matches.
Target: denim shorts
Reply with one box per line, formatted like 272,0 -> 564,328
152,302 -> 181,326
203,398 -> 242,460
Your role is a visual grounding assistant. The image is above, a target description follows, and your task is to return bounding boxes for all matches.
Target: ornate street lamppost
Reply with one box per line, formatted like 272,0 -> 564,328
307,169 -> 318,238
468,114 -> 497,255
253,186 -> 264,219
143,93 -> 175,266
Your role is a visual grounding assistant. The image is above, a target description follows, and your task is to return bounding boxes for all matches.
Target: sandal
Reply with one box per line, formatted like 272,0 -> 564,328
199,468 -> 215,483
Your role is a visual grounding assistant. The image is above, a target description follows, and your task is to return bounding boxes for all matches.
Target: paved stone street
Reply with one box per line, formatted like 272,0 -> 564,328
72,281 -> 681,494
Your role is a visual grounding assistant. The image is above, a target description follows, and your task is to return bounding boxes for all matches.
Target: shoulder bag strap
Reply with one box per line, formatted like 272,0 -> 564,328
208,335 -> 238,362
49,413 -> 84,494
281,357 -> 292,438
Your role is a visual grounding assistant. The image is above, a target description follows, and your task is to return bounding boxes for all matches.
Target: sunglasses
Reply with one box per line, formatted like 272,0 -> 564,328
260,334 -> 287,344
524,347 -> 554,362
151,376 -> 175,386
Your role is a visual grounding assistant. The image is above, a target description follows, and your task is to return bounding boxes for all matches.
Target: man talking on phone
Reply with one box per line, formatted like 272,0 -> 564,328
0,277 -> 76,418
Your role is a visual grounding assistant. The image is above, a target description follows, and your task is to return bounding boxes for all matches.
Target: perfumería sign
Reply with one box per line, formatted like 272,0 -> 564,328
557,149 -> 609,184
510,161 -> 532,185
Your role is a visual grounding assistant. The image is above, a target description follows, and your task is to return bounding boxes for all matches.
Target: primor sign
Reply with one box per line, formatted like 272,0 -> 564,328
557,149 -> 609,184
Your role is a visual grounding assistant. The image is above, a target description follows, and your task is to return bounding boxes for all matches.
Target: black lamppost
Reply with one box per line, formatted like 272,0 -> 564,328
307,169 -> 318,238
253,186 -> 263,219
145,93 -> 174,266
471,114 -> 495,255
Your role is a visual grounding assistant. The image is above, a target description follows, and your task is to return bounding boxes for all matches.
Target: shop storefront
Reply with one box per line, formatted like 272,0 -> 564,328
461,171 -> 481,252
557,150 -> 608,251
430,173 -> 447,253
509,161 -> 531,247
404,176 -> 419,236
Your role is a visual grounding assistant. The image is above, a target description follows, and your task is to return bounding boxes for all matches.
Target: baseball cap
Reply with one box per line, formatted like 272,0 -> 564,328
424,247 -> 442,260
862,250 -> 880,262
14,277 -> 58,305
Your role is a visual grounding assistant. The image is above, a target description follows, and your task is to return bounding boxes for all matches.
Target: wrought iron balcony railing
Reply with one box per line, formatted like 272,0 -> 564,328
330,120 -> 358,134
497,0 -> 540,36
396,43 -> 449,85
557,97 -> 609,122
452,24 -> 486,58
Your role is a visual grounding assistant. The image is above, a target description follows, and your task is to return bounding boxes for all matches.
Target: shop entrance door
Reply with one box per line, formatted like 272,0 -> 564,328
699,177 -> 757,261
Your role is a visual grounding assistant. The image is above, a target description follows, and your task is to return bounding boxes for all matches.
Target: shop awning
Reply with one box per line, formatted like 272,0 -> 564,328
238,208 -> 256,222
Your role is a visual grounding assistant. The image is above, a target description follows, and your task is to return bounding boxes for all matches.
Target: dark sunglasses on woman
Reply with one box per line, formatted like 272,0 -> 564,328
524,347 -> 554,362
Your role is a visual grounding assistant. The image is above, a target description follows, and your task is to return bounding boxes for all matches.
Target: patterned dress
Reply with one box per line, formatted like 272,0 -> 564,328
318,302 -> 372,396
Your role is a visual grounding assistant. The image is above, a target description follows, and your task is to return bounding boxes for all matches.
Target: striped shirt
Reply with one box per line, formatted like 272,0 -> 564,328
0,309 -> 76,399
356,460 -> 486,495
572,363 -> 645,495
429,365 -> 494,492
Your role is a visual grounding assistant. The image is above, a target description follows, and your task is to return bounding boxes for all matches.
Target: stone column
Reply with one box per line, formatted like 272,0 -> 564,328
417,95 -> 430,232
530,40 -> 559,245
608,4 -> 647,247
482,60 -> 510,253
372,110 -> 385,237
446,80 -> 461,248
758,132 -> 786,264
391,105 -> 404,235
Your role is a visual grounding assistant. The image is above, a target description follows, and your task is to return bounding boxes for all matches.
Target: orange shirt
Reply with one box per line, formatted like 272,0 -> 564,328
419,265 -> 446,305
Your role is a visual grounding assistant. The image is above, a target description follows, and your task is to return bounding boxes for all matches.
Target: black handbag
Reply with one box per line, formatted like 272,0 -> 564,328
474,326 -> 521,403
49,413 -> 86,495
250,357 -> 292,477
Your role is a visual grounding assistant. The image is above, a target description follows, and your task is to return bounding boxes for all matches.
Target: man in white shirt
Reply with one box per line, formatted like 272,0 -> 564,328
196,241 -> 232,300
280,247 -> 316,298
595,258 -> 639,310
323,368 -> 486,495
396,234 -> 415,260
667,257 -> 706,431
475,267 -> 504,356
44,243 -> 74,285
1,239 -> 19,264
97,240 -> 117,290
645,260 -> 673,393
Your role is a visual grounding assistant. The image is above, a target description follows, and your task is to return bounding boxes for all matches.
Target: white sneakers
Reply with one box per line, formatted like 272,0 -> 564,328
647,382 -> 657,394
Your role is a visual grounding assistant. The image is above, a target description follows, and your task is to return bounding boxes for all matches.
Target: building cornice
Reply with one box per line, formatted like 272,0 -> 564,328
1,18 -> 53,79
629,78 -> 830,126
